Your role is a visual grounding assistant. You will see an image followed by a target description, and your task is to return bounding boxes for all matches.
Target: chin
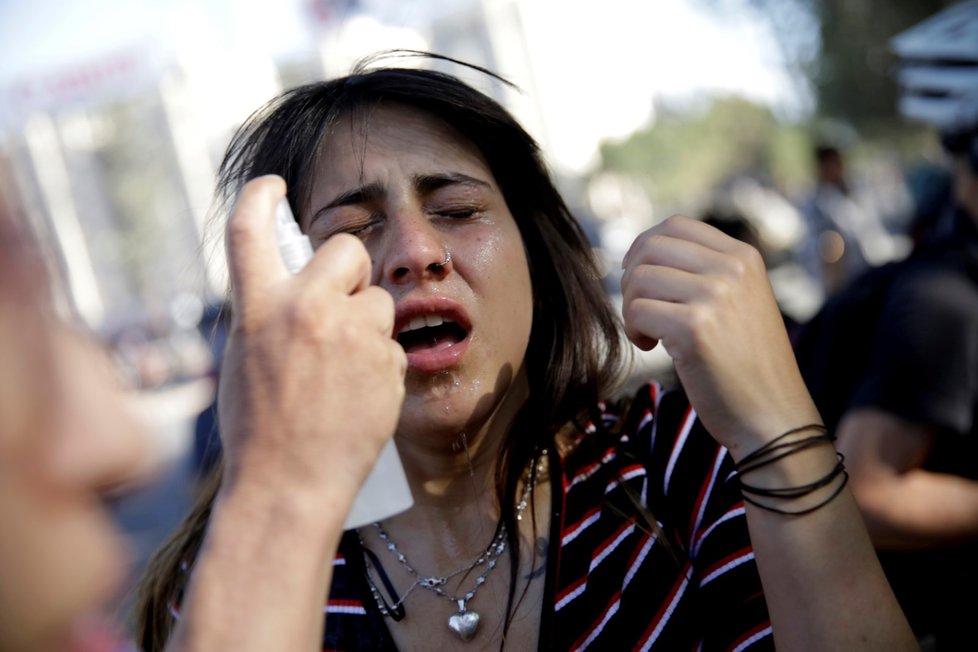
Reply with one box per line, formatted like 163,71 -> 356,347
34,613 -> 123,652
399,355 -> 527,440
399,393 -> 489,439
400,397 -> 467,434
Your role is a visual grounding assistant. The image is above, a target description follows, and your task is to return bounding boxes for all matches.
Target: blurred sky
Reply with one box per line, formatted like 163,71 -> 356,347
0,0 -> 811,101
0,0 -> 309,81
0,0 -> 816,173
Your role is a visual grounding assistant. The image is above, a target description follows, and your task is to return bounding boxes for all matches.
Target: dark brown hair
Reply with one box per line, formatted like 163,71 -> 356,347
135,51 -> 629,650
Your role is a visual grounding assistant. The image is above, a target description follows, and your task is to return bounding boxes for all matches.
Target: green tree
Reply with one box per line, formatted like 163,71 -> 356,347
696,0 -> 955,138
598,97 -> 811,209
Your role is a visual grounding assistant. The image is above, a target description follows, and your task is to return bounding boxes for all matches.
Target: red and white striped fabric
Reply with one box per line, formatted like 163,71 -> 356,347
318,383 -> 772,650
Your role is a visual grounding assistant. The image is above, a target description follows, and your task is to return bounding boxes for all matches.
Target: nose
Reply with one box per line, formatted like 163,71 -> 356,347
377,210 -> 452,286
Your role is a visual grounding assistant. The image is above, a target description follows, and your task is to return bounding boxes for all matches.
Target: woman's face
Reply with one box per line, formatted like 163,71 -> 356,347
0,318 -> 146,652
304,104 -> 534,442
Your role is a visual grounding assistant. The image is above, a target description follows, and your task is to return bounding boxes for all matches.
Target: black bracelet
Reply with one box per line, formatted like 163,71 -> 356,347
735,423 -> 828,470
740,454 -> 846,498
733,423 -> 850,516
741,471 -> 849,516
736,434 -> 836,476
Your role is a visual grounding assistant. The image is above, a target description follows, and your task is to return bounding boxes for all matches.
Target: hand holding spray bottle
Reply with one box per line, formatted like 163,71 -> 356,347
275,198 -> 413,529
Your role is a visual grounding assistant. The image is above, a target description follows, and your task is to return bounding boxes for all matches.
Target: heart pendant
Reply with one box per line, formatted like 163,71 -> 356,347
448,609 -> 480,641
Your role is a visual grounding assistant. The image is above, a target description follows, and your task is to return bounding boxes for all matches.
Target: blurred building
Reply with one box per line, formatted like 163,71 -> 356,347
0,0 -> 542,336
0,0 -> 668,389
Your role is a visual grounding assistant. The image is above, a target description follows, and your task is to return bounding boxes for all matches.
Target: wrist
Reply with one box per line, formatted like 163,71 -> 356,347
174,480 -> 342,651
722,402 -> 824,464
214,467 -> 350,552
734,425 -> 847,516
221,438 -> 370,513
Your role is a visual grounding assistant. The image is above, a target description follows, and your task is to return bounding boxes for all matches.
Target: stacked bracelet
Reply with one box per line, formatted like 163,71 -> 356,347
735,424 -> 849,516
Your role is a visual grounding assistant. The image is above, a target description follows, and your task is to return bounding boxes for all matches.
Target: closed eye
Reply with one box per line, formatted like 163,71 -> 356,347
312,214 -> 382,241
435,208 -> 478,219
348,216 -> 383,236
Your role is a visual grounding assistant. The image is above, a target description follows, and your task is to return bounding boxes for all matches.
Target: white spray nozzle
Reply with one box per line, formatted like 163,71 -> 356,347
275,198 -> 313,274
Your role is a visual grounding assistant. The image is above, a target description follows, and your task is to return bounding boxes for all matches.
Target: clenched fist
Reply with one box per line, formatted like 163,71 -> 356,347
620,215 -> 820,458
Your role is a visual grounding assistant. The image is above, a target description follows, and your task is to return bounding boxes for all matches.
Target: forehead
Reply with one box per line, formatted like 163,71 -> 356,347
311,104 -> 497,194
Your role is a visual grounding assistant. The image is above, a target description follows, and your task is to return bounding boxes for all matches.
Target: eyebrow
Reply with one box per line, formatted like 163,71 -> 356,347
414,172 -> 491,194
311,173 -> 492,224
311,182 -> 386,223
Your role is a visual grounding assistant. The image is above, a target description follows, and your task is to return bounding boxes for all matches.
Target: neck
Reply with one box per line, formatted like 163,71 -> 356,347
397,431 -> 497,513
378,373 -> 530,567
395,369 -> 529,512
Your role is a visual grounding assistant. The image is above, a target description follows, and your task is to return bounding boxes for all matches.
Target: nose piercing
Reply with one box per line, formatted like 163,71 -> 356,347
432,249 -> 451,270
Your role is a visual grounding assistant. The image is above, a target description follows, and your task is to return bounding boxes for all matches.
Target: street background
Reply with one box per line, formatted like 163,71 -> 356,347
0,0 -> 957,633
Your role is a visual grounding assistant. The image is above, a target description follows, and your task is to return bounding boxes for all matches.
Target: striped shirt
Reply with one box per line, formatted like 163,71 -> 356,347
321,383 -> 772,650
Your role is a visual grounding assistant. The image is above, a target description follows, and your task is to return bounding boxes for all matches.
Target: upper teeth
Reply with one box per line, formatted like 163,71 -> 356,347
401,314 -> 445,334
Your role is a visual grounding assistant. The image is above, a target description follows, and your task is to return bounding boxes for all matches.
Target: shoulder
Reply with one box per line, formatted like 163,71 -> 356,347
558,383 -> 696,456
876,257 -> 978,345
888,257 -> 978,313
554,384 -> 758,611
561,383 -> 733,503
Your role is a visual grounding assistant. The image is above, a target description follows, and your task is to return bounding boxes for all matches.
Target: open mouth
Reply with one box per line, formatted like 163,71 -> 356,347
393,301 -> 472,373
396,314 -> 468,354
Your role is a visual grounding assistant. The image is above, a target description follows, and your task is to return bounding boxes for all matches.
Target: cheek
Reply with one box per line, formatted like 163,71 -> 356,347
474,233 -> 534,357
470,230 -> 532,306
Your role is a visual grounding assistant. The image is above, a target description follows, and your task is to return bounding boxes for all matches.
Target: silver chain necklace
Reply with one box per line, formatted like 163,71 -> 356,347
361,450 -> 545,642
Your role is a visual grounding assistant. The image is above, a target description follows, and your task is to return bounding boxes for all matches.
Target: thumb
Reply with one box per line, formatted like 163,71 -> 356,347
226,175 -> 290,307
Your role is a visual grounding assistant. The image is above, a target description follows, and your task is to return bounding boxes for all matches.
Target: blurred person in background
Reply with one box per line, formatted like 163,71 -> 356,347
134,53 -> 915,651
797,143 -> 887,297
794,2 -> 978,649
902,162 -> 955,248
0,210 -> 146,652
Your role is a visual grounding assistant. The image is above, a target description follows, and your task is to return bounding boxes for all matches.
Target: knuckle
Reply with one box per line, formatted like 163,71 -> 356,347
704,276 -> 731,303
619,266 -> 634,295
364,285 -> 395,313
725,254 -> 749,281
729,240 -> 763,274
332,233 -> 370,262
640,233 -> 670,255
685,304 -> 715,341
741,243 -> 765,270
284,300 -> 323,334
621,297 -> 643,326
660,214 -> 690,231
391,343 -> 407,369
621,297 -> 636,323
334,318 -> 362,346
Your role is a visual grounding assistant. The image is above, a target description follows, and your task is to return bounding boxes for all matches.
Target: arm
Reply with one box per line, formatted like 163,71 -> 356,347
166,176 -> 406,651
620,215 -> 917,651
838,408 -> 978,549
